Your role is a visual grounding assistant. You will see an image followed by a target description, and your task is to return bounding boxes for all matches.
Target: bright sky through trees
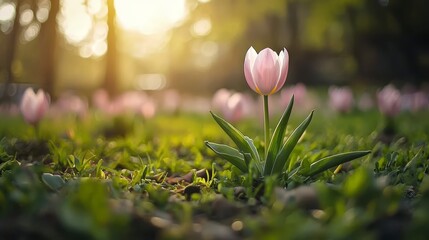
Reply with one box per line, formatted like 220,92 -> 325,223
57,0 -> 188,58
115,0 -> 187,35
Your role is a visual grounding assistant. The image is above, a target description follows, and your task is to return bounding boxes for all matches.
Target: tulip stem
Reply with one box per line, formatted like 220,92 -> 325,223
263,95 -> 270,158
33,123 -> 40,139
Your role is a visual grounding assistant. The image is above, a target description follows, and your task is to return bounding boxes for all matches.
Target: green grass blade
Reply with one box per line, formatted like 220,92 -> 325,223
264,95 -> 294,174
268,111 -> 313,176
210,111 -> 259,162
205,141 -> 248,173
403,148 -> 423,172
306,150 -> 371,177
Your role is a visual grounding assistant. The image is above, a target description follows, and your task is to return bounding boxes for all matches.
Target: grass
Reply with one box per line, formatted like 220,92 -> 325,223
0,108 -> 428,239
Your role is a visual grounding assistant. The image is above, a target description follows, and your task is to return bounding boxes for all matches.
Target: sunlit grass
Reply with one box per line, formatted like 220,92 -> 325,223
0,109 -> 428,239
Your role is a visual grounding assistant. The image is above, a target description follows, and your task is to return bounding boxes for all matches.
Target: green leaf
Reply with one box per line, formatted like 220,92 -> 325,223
210,111 -> 260,164
299,158 -> 311,176
286,165 -> 300,180
244,136 -> 263,174
205,141 -> 248,173
306,150 -> 371,177
131,167 -> 145,186
42,173 -> 65,191
96,159 -> 105,178
267,111 -> 313,176
265,95 -> 294,173
0,159 -> 20,172
243,153 -> 252,168
141,164 -> 148,179
403,148 -> 423,172
67,155 -> 75,168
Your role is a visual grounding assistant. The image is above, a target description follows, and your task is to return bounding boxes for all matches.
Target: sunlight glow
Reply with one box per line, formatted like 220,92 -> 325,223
23,22 -> 41,42
19,8 -> 34,26
35,0 -> 51,23
136,74 -> 167,90
58,0 -> 108,58
59,0 -> 93,44
36,7 -> 49,23
115,0 -> 188,35
88,0 -> 103,15
192,41 -> 219,68
191,18 -> 212,37
0,3 -> 15,22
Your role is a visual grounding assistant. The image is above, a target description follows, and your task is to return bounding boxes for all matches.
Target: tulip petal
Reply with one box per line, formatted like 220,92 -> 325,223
20,88 -> 35,123
271,48 -> 289,94
35,89 -> 49,119
20,88 -> 49,124
253,48 -> 280,95
244,47 -> 259,94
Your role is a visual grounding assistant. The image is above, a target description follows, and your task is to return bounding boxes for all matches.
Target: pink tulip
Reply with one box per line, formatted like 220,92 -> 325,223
140,99 -> 156,119
54,92 -> 88,118
20,88 -> 50,125
328,86 -> 354,113
377,84 -> 401,117
161,89 -> 181,113
280,83 -> 307,107
211,88 -> 232,112
116,91 -> 148,114
244,47 -> 289,95
401,91 -> 428,112
0,104 -> 19,116
410,91 -> 428,112
222,93 -> 245,123
92,89 -> 110,111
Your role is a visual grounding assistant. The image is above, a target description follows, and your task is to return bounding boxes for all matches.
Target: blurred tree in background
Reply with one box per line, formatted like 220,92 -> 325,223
39,0 -> 58,97
0,0 -> 428,99
104,0 -> 117,96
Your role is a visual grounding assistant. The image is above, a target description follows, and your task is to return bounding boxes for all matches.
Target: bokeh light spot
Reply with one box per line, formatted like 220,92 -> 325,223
192,18 -> 212,37
19,8 -> 34,26
136,74 -> 167,90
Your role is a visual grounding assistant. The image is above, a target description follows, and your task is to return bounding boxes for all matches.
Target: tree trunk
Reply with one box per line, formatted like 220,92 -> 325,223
1,0 -> 21,102
104,0 -> 118,96
39,0 -> 59,99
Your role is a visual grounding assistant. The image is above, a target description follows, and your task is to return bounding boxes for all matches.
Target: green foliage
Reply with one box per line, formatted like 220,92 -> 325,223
265,95 -> 294,174
268,110 -> 314,176
0,106 -> 428,239
206,95 -> 370,183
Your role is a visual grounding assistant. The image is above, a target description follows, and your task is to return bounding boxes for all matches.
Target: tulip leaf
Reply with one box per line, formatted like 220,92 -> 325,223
205,141 -> 248,173
244,136 -> 263,174
265,95 -> 294,174
305,151 -> 371,177
299,158 -> 311,176
286,164 -> 301,180
268,111 -> 313,176
210,111 -> 259,163
243,153 -> 252,167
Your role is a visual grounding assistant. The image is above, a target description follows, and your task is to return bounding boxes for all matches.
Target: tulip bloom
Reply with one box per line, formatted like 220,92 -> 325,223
328,86 -> 354,113
244,46 -> 289,157
281,83 -> 307,108
377,84 -> 401,117
20,88 -> 50,125
222,93 -> 247,123
211,88 -> 232,112
244,47 -> 289,96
